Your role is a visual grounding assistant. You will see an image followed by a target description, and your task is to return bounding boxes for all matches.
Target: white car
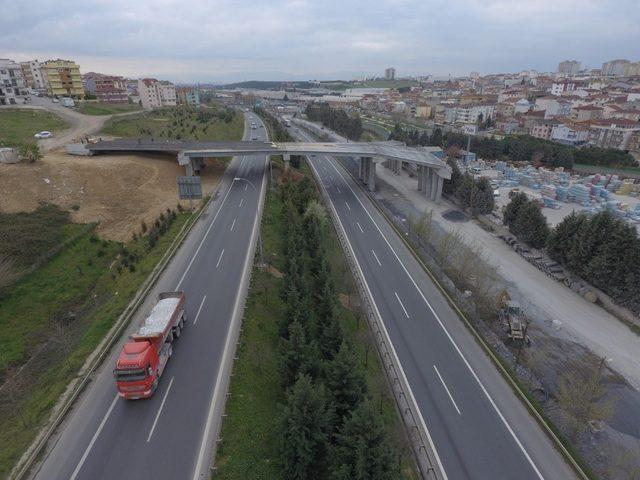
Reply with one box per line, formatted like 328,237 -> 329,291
34,131 -> 53,139
52,98 -> 59,103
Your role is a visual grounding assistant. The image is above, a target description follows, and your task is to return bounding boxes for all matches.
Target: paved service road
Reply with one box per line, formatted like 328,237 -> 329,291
32,112 -> 268,480
293,127 -> 576,480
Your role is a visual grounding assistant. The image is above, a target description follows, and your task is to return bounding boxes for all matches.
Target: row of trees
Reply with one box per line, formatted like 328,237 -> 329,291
390,124 -> 637,169
503,194 -> 640,312
276,178 -> 397,479
253,106 -> 293,142
443,159 -> 495,216
305,103 -> 363,141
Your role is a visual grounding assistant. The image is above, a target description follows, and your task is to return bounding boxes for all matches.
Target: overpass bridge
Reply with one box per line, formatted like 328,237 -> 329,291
67,138 -> 451,202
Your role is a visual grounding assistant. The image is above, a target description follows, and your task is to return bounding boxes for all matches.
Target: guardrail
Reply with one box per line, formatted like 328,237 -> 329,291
307,160 -> 444,480
12,177 -> 229,480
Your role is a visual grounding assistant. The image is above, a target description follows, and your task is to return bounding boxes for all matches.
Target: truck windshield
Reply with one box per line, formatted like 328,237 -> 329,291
114,368 -> 147,382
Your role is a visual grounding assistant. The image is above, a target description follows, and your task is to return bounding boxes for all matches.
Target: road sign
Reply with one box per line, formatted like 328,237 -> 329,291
177,176 -> 202,200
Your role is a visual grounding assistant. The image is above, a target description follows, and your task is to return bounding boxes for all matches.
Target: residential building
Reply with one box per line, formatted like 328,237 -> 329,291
450,104 -> 494,124
551,122 -> 590,145
513,98 -> 531,114
19,60 -> 47,90
384,67 -> 395,80
534,96 -> 572,118
588,119 -> 640,150
557,60 -> 581,76
550,81 -> 575,96
530,119 -> 559,140
623,62 -> 640,77
0,59 -> 28,105
628,130 -> 640,154
83,72 -> 128,103
138,78 -> 176,109
42,59 -> 84,98
570,105 -> 603,122
177,87 -> 200,107
601,59 -> 631,77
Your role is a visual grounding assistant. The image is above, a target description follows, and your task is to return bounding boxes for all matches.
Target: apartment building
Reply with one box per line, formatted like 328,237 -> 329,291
138,78 -> 176,109
83,72 -> 128,103
0,59 -> 28,105
602,59 -> 630,77
570,105 -> 603,122
19,60 -> 47,90
177,88 -> 200,107
550,81 -> 575,96
530,119 -> 560,140
42,59 -> 84,98
557,60 -> 581,76
550,123 -> 590,145
588,119 -> 640,150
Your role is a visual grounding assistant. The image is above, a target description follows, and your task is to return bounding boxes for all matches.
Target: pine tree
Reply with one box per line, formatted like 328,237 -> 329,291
279,321 -> 320,388
323,341 -> 367,425
455,173 -> 474,208
443,158 -> 461,195
430,127 -> 443,147
471,177 -> 495,216
278,375 -> 329,480
329,401 -> 397,480
546,212 -> 585,265
503,192 -> 528,230
513,202 -> 549,248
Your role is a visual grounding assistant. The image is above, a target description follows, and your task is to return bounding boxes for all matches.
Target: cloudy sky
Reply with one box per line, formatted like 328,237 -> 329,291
2,0 -> 638,83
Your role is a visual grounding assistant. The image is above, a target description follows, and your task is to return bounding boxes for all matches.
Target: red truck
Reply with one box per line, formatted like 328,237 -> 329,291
113,291 -> 187,400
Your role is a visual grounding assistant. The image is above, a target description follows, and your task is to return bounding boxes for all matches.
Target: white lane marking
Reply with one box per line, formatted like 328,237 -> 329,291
306,158 -> 448,480
434,365 -> 462,415
175,158 -> 245,289
193,295 -> 207,326
357,222 -> 364,233
325,158 -> 544,480
230,218 -> 236,231
371,249 -> 382,266
216,249 -> 225,268
239,198 -> 244,208
244,184 -> 248,191
394,291 -> 410,318
192,154 -> 269,480
69,395 -> 118,480
147,377 -> 175,442
345,201 -> 351,211
336,186 -> 341,194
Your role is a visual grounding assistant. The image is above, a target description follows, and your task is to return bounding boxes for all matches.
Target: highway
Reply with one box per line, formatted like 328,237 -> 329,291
293,126 -> 576,480
31,111 -> 268,480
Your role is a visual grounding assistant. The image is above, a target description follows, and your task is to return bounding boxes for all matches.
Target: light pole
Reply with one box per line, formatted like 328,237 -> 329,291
233,177 -> 264,266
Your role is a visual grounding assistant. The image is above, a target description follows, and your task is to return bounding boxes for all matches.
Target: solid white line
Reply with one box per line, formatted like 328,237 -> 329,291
175,158 -> 245,289
230,218 -> 236,231
147,377 -> 175,442
191,154 -> 269,480
244,184 -> 248,191
193,295 -> 207,326
216,249 -> 225,268
69,395 -> 118,480
345,201 -> 351,211
239,198 -> 244,207
371,249 -> 382,266
394,291 -> 410,318
357,221 -> 364,233
337,186 -> 341,194
434,365 -> 462,415
325,158 -> 544,479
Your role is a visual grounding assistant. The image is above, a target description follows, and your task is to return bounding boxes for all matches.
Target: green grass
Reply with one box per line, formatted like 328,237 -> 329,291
0,211 -> 194,477
100,106 -> 244,141
77,102 -> 142,116
573,163 -> 640,176
214,186 -> 418,480
0,109 -> 68,145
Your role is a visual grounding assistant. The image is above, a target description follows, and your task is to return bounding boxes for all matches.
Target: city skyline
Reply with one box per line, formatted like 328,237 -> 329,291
2,0 -> 639,83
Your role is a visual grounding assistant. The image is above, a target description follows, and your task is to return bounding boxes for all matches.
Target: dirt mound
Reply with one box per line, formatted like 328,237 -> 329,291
0,150 -> 224,242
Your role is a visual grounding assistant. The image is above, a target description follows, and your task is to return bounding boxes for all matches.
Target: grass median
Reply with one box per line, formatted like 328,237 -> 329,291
214,182 -> 418,479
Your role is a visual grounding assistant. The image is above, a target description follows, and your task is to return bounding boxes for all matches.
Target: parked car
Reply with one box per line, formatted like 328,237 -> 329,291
34,131 -> 53,139
52,98 -> 59,103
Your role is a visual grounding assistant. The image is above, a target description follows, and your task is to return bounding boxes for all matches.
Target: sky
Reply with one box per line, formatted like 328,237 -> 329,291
2,0 -> 639,83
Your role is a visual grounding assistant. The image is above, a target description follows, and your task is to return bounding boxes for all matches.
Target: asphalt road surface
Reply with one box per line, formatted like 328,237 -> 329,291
32,112 -> 268,480
294,126 -> 576,480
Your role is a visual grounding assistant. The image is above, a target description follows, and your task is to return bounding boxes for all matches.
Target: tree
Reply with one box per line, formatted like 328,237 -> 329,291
323,341 -> 367,424
442,158 -> 461,196
471,177 -> 495,216
430,127 -> 443,147
277,375 -> 330,480
454,173 -> 474,208
556,357 -> 614,440
18,143 -> 43,163
329,401 -> 397,480
513,202 -> 549,248
503,192 -> 528,230
279,321 -> 320,388
546,212 -> 585,265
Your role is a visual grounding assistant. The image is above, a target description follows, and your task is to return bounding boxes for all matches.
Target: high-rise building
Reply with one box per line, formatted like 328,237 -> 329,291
623,62 -> 640,77
138,78 -> 177,109
42,59 -> 84,97
0,58 -> 28,105
20,60 -> 48,90
384,67 -> 395,80
601,59 -> 630,76
557,60 -> 581,76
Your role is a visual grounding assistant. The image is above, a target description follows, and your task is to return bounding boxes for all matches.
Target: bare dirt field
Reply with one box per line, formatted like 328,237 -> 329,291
0,150 -> 224,241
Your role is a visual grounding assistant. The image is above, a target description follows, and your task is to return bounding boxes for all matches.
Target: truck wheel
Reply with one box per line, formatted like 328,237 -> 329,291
152,378 -> 158,394
174,325 -> 181,339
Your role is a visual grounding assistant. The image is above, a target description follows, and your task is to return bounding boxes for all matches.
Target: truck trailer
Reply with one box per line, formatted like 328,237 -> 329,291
114,291 -> 186,399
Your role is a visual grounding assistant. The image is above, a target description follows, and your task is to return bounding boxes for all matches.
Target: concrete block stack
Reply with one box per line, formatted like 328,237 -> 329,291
569,184 -> 591,206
